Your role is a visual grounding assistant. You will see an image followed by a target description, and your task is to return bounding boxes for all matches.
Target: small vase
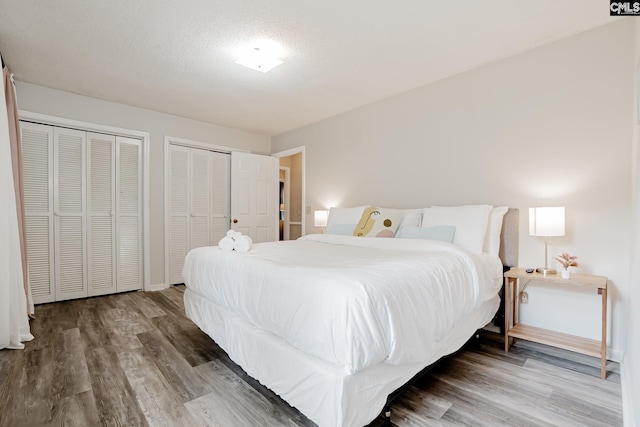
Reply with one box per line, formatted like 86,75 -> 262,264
561,269 -> 571,279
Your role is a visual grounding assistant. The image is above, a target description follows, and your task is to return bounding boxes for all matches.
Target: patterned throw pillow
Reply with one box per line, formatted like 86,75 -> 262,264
353,207 -> 403,238
326,205 -> 368,235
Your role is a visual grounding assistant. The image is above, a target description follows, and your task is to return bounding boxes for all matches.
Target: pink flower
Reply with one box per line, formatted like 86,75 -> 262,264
554,252 -> 579,269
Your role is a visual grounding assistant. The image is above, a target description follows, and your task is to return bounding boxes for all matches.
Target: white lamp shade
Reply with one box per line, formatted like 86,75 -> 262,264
529,207 -> 565,237
314,210 -> 328,227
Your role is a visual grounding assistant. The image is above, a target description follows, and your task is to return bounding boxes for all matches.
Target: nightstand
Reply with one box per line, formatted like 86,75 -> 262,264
504,268 -> 608,379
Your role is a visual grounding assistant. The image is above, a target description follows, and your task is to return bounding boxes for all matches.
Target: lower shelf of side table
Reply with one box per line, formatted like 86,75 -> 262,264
508,324 -> 602,358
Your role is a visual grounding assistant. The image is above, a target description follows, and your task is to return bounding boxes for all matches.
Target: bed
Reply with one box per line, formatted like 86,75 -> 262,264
182,206 -> 518,427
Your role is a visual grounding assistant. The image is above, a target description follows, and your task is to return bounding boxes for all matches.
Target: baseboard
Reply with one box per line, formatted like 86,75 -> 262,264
609,347 -> 624,363
148,283 -> 169,292
621,360 -> 636,427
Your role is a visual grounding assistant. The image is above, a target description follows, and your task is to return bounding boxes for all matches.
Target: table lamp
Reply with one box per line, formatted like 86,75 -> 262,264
529,207 -> 565,275
314,210 -> 328,233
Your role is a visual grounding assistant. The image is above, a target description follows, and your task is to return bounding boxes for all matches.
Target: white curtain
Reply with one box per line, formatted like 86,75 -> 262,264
0,65 -> 33,350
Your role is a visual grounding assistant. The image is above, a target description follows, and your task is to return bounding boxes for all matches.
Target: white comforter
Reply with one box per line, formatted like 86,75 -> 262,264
182,234 -> 503,374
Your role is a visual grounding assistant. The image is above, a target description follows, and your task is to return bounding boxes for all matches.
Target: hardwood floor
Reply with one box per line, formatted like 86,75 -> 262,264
0,286 -> 622,427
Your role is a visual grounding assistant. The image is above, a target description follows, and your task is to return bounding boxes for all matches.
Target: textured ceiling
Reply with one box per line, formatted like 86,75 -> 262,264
0,1 -> 618,136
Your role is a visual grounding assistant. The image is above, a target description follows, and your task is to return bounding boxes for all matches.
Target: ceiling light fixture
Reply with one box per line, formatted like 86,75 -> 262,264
235,46 -> 283,73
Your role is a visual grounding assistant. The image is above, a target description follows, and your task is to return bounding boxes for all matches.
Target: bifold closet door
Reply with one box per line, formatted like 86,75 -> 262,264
189,148 -> 211,251
54,127 -> 87,301
210,151 -> 230,244
87,133 -> 143,295
22,123 -> 88,302
116,137 -> 143,292
167,144 -> 231,285
168,145 -> 213,284
168,144 -> 189,285
87,132 -> 116,296
21,122 -> 55,304
22,122 -> 144,302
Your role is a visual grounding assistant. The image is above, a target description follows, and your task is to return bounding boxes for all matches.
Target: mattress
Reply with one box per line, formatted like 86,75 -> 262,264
182,234 -> 503,374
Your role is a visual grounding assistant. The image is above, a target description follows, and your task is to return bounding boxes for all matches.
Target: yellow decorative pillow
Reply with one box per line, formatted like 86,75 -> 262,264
353,207 -> 402,238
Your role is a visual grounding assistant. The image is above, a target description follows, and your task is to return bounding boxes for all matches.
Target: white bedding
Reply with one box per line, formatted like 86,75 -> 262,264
184,287 -> 500,427
182,234 -> 503,375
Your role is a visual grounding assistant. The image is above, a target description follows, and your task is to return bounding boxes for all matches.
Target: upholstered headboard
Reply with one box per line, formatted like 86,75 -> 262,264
499,208 -> 519,268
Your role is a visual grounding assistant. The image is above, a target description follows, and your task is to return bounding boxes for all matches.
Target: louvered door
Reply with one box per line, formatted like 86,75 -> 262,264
190,149 -> 210,250
116,137 -> 142,292
168,144 -> 189,284
21,122 -> 55,304
54,127 -> 87,301
167,144 -> 231,285
87,133 -> 116,296
210,152 -> 230,243
21,121 -> 144,302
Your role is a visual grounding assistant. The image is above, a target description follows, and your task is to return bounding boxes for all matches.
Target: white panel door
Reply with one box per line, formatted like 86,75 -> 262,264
117,136 -> 143,292
54,127 -> 87,301
210,152 -> 230,244
168,144 -> 190,284
87,132 -> 116,296
20,122 -> 55,304
231,151 -> 278,243
189,148 -> 210,250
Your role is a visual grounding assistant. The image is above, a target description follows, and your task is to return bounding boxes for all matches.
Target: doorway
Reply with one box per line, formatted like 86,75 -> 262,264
272,147 -> 305,241
279,167 -> 290,240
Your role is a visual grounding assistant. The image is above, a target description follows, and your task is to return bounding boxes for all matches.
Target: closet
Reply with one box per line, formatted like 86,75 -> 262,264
20,121 -> 143,303
167,143 -> 230,285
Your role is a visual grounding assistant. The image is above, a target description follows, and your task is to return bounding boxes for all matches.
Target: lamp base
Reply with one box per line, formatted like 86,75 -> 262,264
536,267 -> 557,276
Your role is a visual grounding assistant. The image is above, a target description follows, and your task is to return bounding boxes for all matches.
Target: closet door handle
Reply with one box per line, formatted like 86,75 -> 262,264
233,219 -> 238,224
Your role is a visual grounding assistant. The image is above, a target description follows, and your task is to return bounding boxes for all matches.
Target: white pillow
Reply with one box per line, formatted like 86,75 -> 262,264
400,208 -> 424,227
395,208 -> 424,235
325,223 -> 357,235
483,206 -> 508,257
396,225 -> 455,243
422,205 -> 493,254
326,205 -> 368,235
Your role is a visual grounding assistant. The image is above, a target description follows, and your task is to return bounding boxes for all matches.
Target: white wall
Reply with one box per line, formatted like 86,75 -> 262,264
624,19 -> 640,427
15,82 -> 271,287
272,20 -> 633,359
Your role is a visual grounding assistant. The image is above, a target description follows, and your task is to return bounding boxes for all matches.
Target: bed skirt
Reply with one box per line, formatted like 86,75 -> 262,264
184,287 -> 499,427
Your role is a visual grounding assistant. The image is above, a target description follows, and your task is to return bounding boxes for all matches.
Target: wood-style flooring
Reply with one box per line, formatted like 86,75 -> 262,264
0,286 -> 623,427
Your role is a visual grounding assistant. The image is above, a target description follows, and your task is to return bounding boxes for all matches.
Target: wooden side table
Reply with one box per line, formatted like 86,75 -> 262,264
504,268 -> 608,379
